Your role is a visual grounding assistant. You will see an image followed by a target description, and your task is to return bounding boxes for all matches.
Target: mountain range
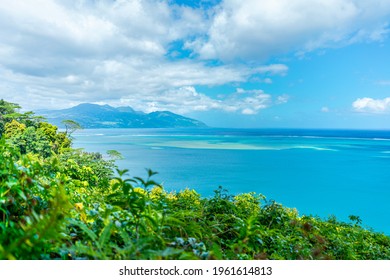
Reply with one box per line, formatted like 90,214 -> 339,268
39,103 -> 207,128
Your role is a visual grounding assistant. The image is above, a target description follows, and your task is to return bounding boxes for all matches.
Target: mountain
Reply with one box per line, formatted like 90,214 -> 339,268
39,103 -> 207,128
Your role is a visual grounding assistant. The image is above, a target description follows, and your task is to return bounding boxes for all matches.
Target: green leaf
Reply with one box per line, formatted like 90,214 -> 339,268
68,219 -> 98,243
98,222 -> 113,248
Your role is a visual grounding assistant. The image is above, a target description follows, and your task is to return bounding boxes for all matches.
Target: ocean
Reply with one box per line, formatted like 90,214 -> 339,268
72,128 -> 390,235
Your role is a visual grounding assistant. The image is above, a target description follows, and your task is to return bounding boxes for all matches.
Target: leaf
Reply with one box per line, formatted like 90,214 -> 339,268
123,183 -> 132,195
116,169 -> 129,177
142,214 -> 158,229
158,247 -> 183,257
118,227 -> 132,247
147,169 -> 158,177
145,180 -> 160,188
68,219 -> 98,243
98,222 -> 113,248
134,177 -> 146,186
16,189 -> 27,201
210,243 -> 223,260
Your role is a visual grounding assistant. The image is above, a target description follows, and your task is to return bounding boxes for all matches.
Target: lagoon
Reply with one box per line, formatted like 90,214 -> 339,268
73,128 -> 390,235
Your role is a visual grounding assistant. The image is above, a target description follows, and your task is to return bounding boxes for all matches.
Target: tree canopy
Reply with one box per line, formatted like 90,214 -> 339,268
62,119 -> 83,137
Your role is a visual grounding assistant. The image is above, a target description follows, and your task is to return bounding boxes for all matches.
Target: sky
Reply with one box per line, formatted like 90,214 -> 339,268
1,0 -> 390,129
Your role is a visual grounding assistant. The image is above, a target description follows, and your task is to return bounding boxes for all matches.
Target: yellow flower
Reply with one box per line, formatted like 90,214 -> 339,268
134,187 -> 146,195
75,202 -> 84,211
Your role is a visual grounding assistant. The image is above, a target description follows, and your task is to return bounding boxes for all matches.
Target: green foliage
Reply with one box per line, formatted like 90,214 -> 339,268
59,149 -> 115,189
4,119 -> 26,138
62,119 -> 82,137
1,102 -> 71,158
0,139 -> 70,259
0,99 -> 21,136
1,100 -> 390,260
0,100 -> 44,136
38,122 -> 71,153
106,150 -> 123,160
5,123 -> 52,157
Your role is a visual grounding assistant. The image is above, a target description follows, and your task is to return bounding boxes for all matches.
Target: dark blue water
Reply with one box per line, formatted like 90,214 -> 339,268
73,128 -> 390,235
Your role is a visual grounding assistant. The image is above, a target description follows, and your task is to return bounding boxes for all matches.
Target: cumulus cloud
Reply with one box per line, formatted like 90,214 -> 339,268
255,64 -> 289,75
0,0 -> 207,71
352,97 -> 390,113
117,86 -> 276,115
190,0 -> 390,61
0,58 -> 253,108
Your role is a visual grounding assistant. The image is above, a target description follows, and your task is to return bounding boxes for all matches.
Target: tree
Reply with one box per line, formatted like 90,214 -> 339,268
37,122 -> 70,152
22,126 -> 52,157
0,99 -> 20,115
3,111 -> 71,157
0,99 -> 21,136
61,120 -> 83,137
106,149 -> 124,160
17,111 -> 44,128
4,119 -> 26,138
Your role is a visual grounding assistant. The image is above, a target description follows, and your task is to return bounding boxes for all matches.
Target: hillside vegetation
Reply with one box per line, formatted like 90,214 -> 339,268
39,103 -> 207,128
1,99 -> 389,260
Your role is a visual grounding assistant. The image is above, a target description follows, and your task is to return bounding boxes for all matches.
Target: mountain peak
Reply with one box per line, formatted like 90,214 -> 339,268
41,103 -> 207,129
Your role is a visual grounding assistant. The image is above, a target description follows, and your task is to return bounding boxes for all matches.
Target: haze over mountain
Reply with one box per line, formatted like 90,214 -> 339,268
40,103 -> 207,128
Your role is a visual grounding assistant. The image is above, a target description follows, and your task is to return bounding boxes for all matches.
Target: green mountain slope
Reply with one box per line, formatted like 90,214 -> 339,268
40,103 -> 207,128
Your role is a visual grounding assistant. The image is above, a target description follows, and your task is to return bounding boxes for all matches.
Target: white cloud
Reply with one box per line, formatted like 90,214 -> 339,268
0,0 -> 208,66
255,64 -> 289,75
0,58 -> 252,109
190,0 -> 390,61
117,86 -> 274,115
276,94 -> 289,104
321,106 -> 330,112
352,97 -> 390,113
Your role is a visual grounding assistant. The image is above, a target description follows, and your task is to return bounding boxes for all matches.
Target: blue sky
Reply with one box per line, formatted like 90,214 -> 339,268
1,0 -> 390,128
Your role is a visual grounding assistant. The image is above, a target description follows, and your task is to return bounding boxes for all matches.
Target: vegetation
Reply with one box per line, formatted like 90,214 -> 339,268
1,99 -> 389,260
42,103 -> 207,129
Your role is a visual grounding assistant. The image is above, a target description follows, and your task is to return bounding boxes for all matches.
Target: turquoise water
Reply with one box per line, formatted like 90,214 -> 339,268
73,128 -> 390,235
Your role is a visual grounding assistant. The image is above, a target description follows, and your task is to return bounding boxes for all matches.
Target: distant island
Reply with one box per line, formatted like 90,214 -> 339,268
39,103 -> 207,128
